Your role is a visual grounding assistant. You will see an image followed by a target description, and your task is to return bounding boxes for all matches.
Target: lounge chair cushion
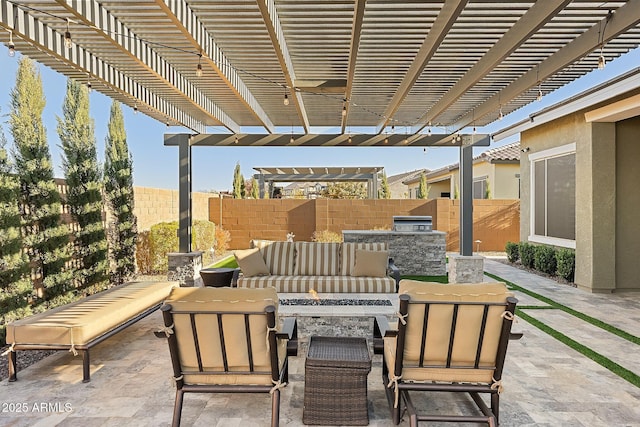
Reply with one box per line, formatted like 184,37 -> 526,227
340,242 -> 388,276
391,280 -> 513,384
351,249 -> 389,277
6,281 -> 176,347
164,287 -> 286,386
234,248 -> 270,277
293,242 -> 340,276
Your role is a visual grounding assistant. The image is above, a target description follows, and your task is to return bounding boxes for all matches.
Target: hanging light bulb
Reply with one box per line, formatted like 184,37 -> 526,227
598,47 -> 606,69
536,84 -> 543,102
427,127 -> 432,137
283,92 -> 289,106
499,106 -> 504,121
290,134 -> 295,143
473,126 -> 477,134
196,62 -> 203,77
64,19 -> 73,49
166,119 -> 170,127
341,101 -> 347,117
8,32 -> 15,57
87,80 -> 92,92
234,135 -> 239,144
384,136 -> 388,144
133,103 -> 138,114
348,134 -> 352,144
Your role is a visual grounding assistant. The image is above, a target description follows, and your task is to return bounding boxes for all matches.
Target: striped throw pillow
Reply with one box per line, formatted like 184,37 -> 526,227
293,242 -> 341,276
259,241 -> 295,276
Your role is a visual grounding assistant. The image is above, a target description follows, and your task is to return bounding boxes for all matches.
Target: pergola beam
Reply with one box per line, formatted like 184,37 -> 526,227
257,0 -> 310,132
412,0 -> 571,133
376,0 -> 468,134
57,0 -> 239,133
451,0 -> 640,132
156,0 -> 273,133
1,2 -> 206,133
341,0 -> 366,133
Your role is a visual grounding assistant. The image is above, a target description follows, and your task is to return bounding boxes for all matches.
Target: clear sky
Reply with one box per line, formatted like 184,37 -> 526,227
1,46 -> 639,192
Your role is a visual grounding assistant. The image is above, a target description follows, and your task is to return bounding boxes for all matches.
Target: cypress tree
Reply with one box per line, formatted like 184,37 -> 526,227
417,171 -> 428,199
10,57 -> 73,301
57,79 -> 108,292
250,176 -> 259,199
379,171 -> 391,199
0,122 -> 32,343
104,100 -> 137,285
232,163 -> 244,199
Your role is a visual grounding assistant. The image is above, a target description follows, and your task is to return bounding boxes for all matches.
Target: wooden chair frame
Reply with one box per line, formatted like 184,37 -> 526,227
156,304 -> 298,427
374,293 -> 518,426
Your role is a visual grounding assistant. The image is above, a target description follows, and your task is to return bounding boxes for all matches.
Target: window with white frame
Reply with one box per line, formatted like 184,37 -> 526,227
529,143 -> 576,247
473,177 -> 488,199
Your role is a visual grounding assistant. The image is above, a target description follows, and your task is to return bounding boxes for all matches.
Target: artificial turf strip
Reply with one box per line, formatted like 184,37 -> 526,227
209,255 -> 238,269
486,272 -> 640,346
516,309 -> 640,389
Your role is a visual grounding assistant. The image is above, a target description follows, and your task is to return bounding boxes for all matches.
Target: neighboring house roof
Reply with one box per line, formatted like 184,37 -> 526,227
400,169 -> 429,185
402,142 -> 521,184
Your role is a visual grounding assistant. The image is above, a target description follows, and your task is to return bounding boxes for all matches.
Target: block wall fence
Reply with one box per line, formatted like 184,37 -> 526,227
208,198 -> 520,252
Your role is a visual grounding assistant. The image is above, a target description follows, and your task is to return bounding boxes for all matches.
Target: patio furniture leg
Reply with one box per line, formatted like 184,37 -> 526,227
491,392 -> 500,424
382,362 -> 402,424
271,388 -> 280,427
172,390 -> 184,427
82,350 -> 90,383
403,391 -> 418,427
8,349 -> 17,382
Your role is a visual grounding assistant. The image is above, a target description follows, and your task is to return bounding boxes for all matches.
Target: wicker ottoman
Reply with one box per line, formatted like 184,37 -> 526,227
303,336 -> 371,425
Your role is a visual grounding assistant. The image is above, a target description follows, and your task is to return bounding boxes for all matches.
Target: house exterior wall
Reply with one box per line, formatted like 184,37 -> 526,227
615,116 -> 640,291
520,110 -> 639,292
429,179 -> 452,198
493,163 -> 521,199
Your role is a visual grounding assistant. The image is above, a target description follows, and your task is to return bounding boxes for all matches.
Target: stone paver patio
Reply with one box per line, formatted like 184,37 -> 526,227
1,258 -> 639,426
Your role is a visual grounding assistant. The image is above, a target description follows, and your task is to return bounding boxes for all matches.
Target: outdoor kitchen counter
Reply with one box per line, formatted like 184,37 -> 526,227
342,230 -> 446,276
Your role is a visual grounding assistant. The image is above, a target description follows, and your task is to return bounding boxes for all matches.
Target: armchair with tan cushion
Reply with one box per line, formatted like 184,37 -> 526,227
235,240 -> 400,293
374,280 -> 518,426
156,287 -> 297,427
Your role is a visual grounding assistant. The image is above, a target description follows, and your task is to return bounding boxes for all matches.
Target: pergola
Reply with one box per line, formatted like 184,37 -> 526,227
253,166 -> 384,199
2,1 -> 640,255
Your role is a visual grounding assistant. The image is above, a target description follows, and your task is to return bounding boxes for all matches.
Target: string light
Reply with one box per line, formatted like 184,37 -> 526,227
342,100 -> 347,117
64,19 -> 72,49
536,84 -> 543,102
234,135 -> 239,144
348,134 -> 352,144
598,47 -> 606,69
7,31 -> 15,57
499,105 -> 504,120
133,103 -> 138,114
283,91 -> 289,106
196,53 -> 203,77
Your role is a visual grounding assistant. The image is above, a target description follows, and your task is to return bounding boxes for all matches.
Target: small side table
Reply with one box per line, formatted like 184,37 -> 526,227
199,267 -> 239,287
303,336 -> 371,425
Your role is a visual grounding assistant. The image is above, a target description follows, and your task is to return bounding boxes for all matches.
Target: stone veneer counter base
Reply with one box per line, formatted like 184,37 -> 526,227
343,230 -> 446,276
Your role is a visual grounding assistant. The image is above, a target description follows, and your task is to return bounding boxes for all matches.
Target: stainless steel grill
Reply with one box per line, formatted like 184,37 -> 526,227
392,216 -> 433,232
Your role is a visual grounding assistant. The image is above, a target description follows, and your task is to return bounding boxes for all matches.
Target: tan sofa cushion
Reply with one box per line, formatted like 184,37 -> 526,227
258,241 -> 295,276
164,287 -> 283,386
293,242 -> 341,276
393,280 -> 513,383
341,242 -> 388,276
351,249 -> 389,277
234,248 -> 270,277
6,281 -> 176,347
237,275 -> 396,293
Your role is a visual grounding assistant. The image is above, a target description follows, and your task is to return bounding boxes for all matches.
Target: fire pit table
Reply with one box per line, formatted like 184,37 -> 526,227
303,336 -> 371,425
199,267 -> 239,287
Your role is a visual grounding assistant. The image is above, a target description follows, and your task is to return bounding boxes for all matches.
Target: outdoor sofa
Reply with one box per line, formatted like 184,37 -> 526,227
234,240 -> 400,293
5,280 -> 177,382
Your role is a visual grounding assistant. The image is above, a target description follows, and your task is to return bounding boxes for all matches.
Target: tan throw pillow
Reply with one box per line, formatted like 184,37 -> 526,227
351,249 -> 389,277
234,248 -> 270,277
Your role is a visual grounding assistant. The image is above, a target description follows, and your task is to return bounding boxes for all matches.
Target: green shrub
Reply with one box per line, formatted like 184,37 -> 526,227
505,241 -> 519,263
214,226 -> 231,256
534,245 -> 557,275
311,230 -> 343,243
149,222 -> 178,273
556,248 -> 576,282
519,242 -> 535,269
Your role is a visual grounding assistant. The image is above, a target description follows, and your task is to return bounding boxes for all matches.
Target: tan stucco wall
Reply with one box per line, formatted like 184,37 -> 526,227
429,179 -> 452,198
520,109 -> 640,292
615,116 -> 640,291
493,163 -> 521,199
134,187 -> 212,231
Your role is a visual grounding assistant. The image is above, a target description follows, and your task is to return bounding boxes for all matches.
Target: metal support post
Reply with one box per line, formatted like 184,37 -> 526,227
178,135 -> 192,253
459,144 -> 473,256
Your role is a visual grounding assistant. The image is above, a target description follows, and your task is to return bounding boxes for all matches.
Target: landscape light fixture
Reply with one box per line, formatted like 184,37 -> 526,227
64,19 -> 72,49
7,31 -> 15,57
